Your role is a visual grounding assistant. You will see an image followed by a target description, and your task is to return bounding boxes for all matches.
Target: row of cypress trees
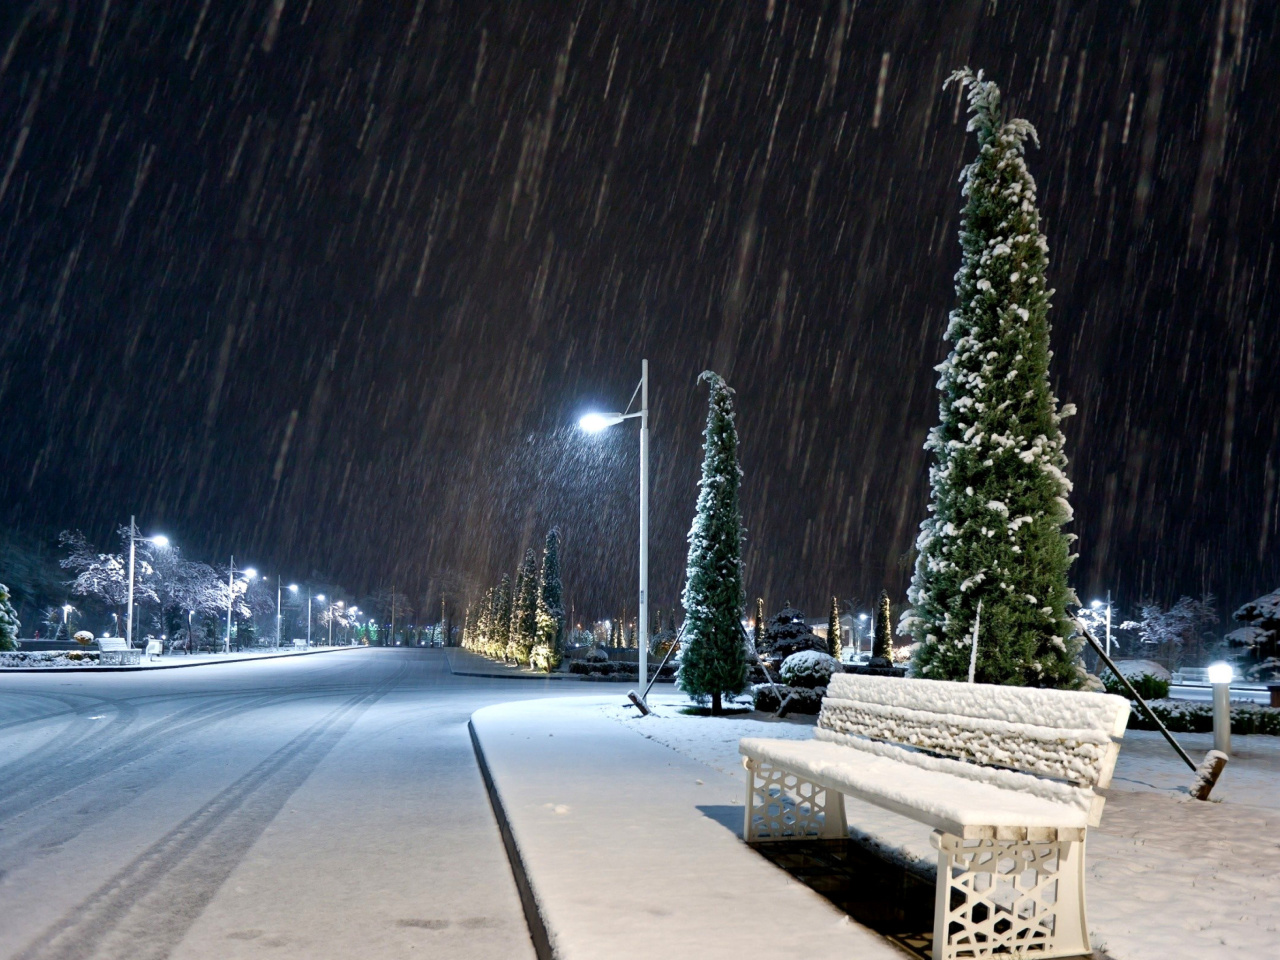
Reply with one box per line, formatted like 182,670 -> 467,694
462,527 -> 565,671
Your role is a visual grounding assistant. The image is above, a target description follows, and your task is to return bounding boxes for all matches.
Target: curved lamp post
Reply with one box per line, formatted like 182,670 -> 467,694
579,359 -> 650,699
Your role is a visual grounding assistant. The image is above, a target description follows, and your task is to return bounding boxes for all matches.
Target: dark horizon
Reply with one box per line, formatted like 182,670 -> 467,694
2,1 -> 1277,625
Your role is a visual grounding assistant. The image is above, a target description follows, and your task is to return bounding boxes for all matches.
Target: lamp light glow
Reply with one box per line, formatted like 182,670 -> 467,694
243,568 -> 257,580
288,583 -> 299,592
1091,599 -> 1103,609
1207,662 -> 1233,685
150,535 -> 170,548
579,412 -> 625,433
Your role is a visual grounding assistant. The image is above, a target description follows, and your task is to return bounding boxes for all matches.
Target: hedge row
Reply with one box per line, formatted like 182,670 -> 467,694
1129,698 -> 1280,736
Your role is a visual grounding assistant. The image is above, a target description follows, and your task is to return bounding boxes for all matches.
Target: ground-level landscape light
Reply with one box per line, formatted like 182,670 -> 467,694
1207,661 -> 1232,755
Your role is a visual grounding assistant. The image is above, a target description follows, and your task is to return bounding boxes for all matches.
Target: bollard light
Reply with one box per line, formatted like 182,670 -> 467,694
1207,661 -> 1232,755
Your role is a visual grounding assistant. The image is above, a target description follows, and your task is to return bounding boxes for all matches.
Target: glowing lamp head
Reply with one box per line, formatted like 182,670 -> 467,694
316,594 -> 326,602
579,412 -> 625,433
1091,599 -> 1103,609
243,568 -> 257,580
1207,662 -> 1233,685
288,583 -> 299,592
150,535 -> 170,548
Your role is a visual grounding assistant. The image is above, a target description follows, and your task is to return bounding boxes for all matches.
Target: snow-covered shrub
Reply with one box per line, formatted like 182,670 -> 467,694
760,605 -> 823,663
1102,659 -> 1170,700
529,642 -> 561,673
1129,698 -> 1280,737
73,630 -> 94,646
585,645 -> 609,662
751,682 -> 827,714
1244,656 -> 1280,681
780,650 -> 841,689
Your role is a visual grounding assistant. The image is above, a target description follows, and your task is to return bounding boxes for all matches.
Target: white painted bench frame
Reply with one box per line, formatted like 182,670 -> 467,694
291,638 -> 308,649
96,637 -> 141,666
740,674 -> 1129,960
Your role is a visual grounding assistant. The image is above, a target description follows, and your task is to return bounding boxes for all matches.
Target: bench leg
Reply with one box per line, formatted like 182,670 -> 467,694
741,758 -> 847,842
931,831 -> 1090,960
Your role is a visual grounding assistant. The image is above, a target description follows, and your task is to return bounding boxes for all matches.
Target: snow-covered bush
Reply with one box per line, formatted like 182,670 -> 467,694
1129,698 -> 1280,737
1102,658 -> 1171,700
529,642 -> 560,673
1227,589 -> 1280,668
760,605 -> 823,663
751,682 -> 825,714
780,650 -> 841,689
585,645 -> 609,663
73,630 -> 94,646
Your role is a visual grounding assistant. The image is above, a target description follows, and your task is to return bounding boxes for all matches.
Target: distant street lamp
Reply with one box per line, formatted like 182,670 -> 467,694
309,591 -> 318,647
126,516 -> 168,648
1091,592 -> 1113,658
276,578 -> 298,649
224,558 -> 256,653
579,359 -> 650,696
61,604 -> 74,641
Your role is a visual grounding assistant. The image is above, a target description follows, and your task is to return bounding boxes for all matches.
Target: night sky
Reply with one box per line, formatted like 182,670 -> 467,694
1,1 -> 1277,625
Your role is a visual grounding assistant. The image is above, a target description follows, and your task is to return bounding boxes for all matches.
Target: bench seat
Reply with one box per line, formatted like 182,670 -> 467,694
740,732 -> 1090,840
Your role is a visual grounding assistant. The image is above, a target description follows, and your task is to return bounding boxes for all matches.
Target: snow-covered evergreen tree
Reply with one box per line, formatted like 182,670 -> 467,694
873,591 -> 893,662
678,372 -> 748,713
509,548 -> 539,664
489,574 -> 512,659
902,69 -> 1080,688
827,596 -> 842,662
532,527 -> 565,672
761,604 -> 822,664
0,582 -> 20,651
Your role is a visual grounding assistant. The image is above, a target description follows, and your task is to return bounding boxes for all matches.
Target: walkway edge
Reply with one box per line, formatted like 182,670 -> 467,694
468,718 -> 555,960
0,645 -> 362,674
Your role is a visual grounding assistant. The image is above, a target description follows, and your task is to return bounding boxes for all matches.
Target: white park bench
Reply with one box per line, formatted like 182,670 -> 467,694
291,638 -> 308,649
739,673 -> 1129,960
144,639 -> 163,660
96,637 -> 141,666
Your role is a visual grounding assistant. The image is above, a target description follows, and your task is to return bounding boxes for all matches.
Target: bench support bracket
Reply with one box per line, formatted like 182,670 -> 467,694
741,758 -> 847,842
931,830 -> 1088,960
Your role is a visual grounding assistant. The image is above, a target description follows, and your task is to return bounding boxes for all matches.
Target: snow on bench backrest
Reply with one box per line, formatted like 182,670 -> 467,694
819,674 -> 1129,788
96,637 -> 128,651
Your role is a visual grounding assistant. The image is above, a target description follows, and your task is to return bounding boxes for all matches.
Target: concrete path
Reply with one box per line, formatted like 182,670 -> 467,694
470,695 -> 902,960
0,648 -> 598,959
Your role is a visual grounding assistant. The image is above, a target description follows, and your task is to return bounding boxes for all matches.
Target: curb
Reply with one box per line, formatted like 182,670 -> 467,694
0,645 -> 362,674
469,718 -> 555,960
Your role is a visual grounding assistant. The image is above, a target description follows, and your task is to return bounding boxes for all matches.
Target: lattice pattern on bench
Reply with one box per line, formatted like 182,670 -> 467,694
744,758 -> 847,841
932,831 -> 1087,959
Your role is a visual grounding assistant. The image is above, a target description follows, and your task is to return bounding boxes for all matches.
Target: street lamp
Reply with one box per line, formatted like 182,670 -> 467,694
224,558 -> 256,653
310,591 -> 321,647
1091,592 -> 1113,658
276,579 -> 298,649
1207,661 -> 1233,755
62,604 -> 74,641
126,516 -> 168,648
578,359 -> 650,697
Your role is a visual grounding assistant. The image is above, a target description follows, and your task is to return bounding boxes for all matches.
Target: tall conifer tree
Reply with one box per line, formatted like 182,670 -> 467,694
902,69 -> 1080,688
678,372 -> 748,714
533,527 -> 565,671
510,548 -> 539,664
827,596 -> 842,662
491,574 -> 512,659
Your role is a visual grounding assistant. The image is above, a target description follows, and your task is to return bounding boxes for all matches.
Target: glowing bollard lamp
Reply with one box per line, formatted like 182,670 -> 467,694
1207,661 -> 1233,756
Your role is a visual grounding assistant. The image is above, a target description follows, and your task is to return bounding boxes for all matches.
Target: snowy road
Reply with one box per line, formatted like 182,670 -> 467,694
0,648 -> 594,960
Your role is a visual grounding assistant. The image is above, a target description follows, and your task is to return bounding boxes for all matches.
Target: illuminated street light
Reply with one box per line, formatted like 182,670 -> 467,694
224,559 -> 256,653
126,517 -> 169,648
578,359 -> 650,698
1207,661 -> 1233,755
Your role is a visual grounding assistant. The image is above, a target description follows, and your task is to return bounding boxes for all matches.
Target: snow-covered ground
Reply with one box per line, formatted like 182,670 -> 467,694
0,646 -> 356,670
605,694 -> 1280,960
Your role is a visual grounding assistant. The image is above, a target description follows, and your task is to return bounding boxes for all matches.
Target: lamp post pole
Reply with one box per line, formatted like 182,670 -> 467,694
307,591 -> 313,647
126,516 -> 138,648
638,359 -> 649,693
225,558 -> 237,654
1105,590 -> 1113,658
578,359 -> 650,696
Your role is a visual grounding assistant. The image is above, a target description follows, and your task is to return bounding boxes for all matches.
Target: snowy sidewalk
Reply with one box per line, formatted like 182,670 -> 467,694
469,695 -> 902,960
0,644 -> 362,672
607,694 -> 1280,960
